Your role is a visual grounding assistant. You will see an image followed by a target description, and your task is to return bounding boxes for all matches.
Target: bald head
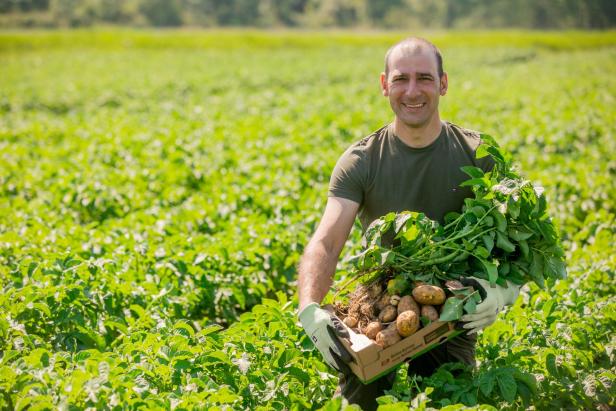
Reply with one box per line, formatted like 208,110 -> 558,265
384,37 -> 444,78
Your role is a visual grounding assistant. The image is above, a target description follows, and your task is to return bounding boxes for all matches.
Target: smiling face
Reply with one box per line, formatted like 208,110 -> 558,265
380,44 -> 448,133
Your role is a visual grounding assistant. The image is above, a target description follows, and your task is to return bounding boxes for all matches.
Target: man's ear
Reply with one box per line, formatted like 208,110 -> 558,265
439,72 -> 448,96
380,72 -> 389,97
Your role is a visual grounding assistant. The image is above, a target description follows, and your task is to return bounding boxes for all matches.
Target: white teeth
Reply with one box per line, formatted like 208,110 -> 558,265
405,103 -> 424,108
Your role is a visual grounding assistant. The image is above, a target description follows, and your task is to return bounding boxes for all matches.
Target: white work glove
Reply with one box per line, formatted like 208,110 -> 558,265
459,277 -> 521,335
298,303 -> 353,373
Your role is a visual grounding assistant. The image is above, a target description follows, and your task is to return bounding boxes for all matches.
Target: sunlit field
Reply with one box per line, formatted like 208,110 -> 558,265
1,29 -> 614,409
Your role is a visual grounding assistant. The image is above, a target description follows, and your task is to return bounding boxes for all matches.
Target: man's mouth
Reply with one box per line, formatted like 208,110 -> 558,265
403,102 -> 425,109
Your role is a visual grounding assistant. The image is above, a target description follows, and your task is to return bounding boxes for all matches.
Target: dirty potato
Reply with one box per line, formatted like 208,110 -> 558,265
364,321 -> 382,340
420,305 -> 439,322
343,315 -> 359,328
389,295 -> 401,306
375,294 -> 391,311
396,310 -> 419,337
412,285 -> 446,305
375,325 -> 401,348
397,295 -> 420,316
378,305 -> 397,323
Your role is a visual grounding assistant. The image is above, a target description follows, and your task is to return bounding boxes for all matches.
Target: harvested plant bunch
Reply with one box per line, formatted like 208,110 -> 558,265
347,137 -> 567,290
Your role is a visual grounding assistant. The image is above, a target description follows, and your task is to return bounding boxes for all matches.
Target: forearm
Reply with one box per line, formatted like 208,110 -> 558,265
298,241 -> 339,311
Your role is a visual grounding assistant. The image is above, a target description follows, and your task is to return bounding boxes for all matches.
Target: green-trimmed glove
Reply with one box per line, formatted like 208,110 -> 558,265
460,277 -> 521,335
298,303 -> 353,373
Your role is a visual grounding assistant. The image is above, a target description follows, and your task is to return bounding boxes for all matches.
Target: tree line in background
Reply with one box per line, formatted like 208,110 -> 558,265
0,0 -> 614,30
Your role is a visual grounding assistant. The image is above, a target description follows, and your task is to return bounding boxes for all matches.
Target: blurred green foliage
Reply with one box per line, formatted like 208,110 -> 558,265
0,0 -> 615,29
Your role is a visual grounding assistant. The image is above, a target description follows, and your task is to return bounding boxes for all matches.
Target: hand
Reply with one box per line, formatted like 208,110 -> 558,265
459,277 -> 521,335
298,303 -> 353,373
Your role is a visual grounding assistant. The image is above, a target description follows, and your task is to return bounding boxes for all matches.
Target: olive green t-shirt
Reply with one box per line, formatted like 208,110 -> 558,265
329,121 -> 494,230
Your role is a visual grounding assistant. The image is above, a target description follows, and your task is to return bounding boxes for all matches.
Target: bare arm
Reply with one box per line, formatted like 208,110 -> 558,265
298,197 -> 360,311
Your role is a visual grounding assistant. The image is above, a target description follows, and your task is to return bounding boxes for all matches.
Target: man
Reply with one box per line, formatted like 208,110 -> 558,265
297,37 -> 520,410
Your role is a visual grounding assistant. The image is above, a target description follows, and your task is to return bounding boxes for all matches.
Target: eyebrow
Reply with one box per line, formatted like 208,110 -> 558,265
391,71 -> 434,80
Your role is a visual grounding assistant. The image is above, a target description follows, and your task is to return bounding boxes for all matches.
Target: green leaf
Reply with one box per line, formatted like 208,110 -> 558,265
546,353 -> 559,377
530,251 -> 546,288
518,239 -> 530,259
394,212 -> 413,233
517,381 -> 531,408
508,197 -> 520,219
463,297 -> 477,314
545,256 -> 567,280
474,246 -> 489,259
376,395 -> 399,405
478,372 -> 495,397
380,250 -> 395,265
233,287 -> 246,309
496,232 -> 516,253
32,302 -> 51,317
104,320 -> 128,335
482,234 -> 494,253
475,144 -> 490,159
508,227 -> 533,241
173,321 -> 195,338
318,398 -> 343,410
444,211 -> 461,225
461,166 -> 485,178
439,297 -> 464,321
491,210 -> 507,232
497,372 -> 517,402
460,178 -> 488,188
513,370 -> 538,396
498,261 -> 510,276
479,259 -> 498,285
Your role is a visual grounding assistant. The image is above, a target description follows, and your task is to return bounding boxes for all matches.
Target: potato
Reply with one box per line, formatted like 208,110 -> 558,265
389,295 -> 401,306
420,305 -> 439,322
412,285 -> 446,305
343,315 -> 358,328
396,310 -> 419,337
364,321 -> 382,339
368,283 -> 383,298
378,305 -> 397,323
397,295 -> 420,316
375,294 -> 391,311
375,325 -> 401,348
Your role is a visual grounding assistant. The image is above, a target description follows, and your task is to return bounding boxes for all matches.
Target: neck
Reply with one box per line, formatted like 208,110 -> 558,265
392,115 -> 442,148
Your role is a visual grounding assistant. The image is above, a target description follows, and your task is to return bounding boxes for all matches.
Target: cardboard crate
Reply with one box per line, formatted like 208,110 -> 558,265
338,319 -> 464,384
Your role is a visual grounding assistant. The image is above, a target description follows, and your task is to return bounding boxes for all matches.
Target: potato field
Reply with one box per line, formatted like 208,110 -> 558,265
0,30 -> 615,410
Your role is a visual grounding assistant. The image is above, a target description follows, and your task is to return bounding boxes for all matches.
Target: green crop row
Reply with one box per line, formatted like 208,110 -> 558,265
1,29 -> 616,52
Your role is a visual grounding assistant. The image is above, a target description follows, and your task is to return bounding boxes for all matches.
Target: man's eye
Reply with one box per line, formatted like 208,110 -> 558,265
419,76 -> 433,81
393,77 -> 406,82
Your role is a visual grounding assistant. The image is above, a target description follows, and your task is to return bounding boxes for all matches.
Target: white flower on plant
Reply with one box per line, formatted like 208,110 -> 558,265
8,317 -> 27,334
13,337 -> 24,351
233,352 -> 251,374
498,202 -> 507,214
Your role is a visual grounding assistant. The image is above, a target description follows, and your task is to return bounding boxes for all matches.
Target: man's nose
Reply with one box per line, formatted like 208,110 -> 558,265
404,78 -> 420,97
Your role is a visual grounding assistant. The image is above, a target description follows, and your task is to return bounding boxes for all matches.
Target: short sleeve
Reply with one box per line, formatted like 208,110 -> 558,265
328,145 -> 367,204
